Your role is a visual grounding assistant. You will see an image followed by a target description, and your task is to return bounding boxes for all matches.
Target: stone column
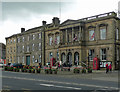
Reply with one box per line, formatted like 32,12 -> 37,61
66,29 -> 68,44
72,27 -> 74,42
72,50 -> 74,65
111,20 -> 116,70
95,25 -> 99,43
79,26 -> 81,41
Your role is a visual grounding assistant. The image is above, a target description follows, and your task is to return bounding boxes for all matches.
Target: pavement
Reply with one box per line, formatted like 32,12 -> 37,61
1,68 -> 119,82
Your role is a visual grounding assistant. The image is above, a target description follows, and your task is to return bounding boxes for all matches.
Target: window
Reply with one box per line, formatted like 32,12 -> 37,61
89,49 -> 95,61
10,39 -> 12,43
27,46 -> 30,52
17,37 -> 20,43
39,55 -> 41,63
17,46 -> 20,53
10,47 -> 12,53
32,44 -> 34,51
22,37 -> 24,42
39,33 -> 41,39
33,34 -> 35,40
18,56 -> 20,63
22,56 -> 24,63
89,30 -> 95,41
117,48 -> 119,61
7,48 -> 9,54
100,28 -> 106,40
116,28 -> 119,40
22,46 -> 24,52
100,48 -> 107,61
57,52 -> 59,60
14,56 -> 15,62
39,43 -> 41,50
7,40 -> 9,44
49,52 -> 53,60
32,56 -> 34,63
55,36 -> 60,44
73,33 -> 78,41
10,56 -> 12,62
14,39 -> 16,43
14,47 -> 15,53
49,37 -> 53,45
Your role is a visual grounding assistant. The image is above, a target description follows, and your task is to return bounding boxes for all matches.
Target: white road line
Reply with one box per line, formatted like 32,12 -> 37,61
1,76 -> 119,90
40,83 -> 81,90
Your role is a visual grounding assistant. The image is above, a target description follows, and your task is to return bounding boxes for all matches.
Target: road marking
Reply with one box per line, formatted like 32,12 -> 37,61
40,83 -> 81,90
1,76 -> 119,90
21,88 -> 31,90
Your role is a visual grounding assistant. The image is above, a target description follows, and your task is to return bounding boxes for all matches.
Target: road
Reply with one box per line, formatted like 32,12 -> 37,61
1,70 -> 120,91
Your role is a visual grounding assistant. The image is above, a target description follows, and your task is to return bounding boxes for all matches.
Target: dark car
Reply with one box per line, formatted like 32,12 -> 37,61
11,63 -> 23,68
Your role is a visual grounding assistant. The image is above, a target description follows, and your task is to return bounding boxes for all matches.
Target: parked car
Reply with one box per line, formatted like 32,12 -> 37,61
12,63 -> 23,68
6,63 -> 12,67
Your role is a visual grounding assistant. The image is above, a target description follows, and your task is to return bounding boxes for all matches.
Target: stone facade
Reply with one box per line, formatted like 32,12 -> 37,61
5,35 -> 16,63
16,27 -> 44,66
0,43 -> 6,61
5,12 -> 120,70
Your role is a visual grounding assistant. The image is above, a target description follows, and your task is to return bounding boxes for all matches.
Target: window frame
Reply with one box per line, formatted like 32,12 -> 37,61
100,48 -> 107,61
100,27 -> 106,40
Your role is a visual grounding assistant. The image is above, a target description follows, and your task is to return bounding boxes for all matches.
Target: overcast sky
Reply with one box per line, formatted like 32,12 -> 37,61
0,0 -> 120,44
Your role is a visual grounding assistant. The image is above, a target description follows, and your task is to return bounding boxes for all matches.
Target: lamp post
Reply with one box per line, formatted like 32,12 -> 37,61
88,53 -> 89,68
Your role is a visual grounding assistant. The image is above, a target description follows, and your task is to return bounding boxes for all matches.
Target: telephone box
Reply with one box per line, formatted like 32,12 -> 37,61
93,57 -> 99,70
50,58 -> 56,67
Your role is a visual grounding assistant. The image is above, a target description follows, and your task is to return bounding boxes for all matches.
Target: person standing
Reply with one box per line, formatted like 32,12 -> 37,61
109,64 -> 112,72
106,63 -> 109,73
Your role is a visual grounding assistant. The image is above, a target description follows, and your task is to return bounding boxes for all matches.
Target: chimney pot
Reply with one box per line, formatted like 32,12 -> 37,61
21,28 -> 25,33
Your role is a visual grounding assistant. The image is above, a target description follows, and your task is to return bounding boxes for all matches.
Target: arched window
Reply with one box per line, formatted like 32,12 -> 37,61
61,53 -> 66,63
74,52 -> 79,65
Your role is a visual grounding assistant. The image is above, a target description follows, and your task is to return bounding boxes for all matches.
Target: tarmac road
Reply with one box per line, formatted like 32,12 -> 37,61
1,70 -> 119,91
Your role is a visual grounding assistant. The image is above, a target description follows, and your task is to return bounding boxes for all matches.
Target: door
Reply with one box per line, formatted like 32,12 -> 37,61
26,56 -> 30,65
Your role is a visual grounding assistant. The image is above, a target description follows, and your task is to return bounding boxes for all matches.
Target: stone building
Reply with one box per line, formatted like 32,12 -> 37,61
44,12 -> 120,70
5,35 -> 17,64
0,43 -> 6,62
16,27 -> 45,66
58,12 -> 120,70
5,12 -> 120,70
45,17 -> 61,65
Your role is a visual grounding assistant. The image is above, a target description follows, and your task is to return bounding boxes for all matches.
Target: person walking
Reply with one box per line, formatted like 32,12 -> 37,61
109,64 -> 112,72
106,63 -> 109,73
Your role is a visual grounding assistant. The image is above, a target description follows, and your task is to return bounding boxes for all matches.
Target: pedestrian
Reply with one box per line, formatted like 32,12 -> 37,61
109,64 -> 112,72
106,63 -> 109,73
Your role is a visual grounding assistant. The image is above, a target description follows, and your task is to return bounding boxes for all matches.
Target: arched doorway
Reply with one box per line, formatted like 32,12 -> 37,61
67,52 -> 72,65
74,52 -> 79,65
61,53 -> 66,63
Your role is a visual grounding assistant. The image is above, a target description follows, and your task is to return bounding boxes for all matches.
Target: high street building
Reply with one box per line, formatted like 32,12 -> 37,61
5,12 -> 120,70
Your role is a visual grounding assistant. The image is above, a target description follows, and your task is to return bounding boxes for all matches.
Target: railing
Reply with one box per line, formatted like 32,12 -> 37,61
79,12 -> 116,21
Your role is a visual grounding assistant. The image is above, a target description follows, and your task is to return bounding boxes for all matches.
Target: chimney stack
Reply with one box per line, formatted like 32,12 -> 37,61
52,17 -> 60,26
42,21 -> 47,26
21,28 -> 25,33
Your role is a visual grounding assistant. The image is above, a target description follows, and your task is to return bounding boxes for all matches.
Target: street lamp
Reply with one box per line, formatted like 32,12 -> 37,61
88,53 -> 90,68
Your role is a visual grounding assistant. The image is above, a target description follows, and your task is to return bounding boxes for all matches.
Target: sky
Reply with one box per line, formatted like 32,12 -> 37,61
0,0 -> 120,44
